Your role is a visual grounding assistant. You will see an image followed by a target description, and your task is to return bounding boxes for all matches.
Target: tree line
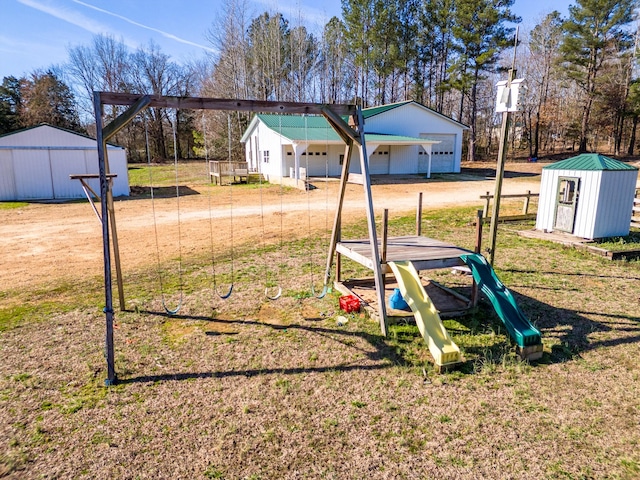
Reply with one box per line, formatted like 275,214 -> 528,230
0,0 -> 637,163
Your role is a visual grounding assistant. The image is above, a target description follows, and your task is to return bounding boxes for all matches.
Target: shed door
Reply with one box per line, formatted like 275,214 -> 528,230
554,176 -> 580,233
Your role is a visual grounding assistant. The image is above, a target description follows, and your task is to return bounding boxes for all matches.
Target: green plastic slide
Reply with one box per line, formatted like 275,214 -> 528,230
460,253 -> 542,348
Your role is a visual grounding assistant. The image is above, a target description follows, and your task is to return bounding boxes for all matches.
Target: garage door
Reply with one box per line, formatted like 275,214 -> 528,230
13,150 -> 54,199
421,134 -> 455,173
50,150 -> 86,198
369,147 -> 389,174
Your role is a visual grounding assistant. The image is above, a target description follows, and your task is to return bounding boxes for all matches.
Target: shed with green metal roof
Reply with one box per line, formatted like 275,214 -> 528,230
240,101 -> 468,186
535,153 -> 638,239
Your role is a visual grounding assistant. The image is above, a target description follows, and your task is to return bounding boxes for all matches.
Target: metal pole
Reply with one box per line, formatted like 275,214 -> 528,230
381,208 -> 388,287
471,210 -> 483,307
381,209 -> 389,261
488,28 -> 519,266
94,92 -> 117,386
416,192 -> 423,236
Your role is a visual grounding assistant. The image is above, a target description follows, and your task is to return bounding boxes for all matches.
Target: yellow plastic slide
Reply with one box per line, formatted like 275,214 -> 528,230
388,261 -> 462,367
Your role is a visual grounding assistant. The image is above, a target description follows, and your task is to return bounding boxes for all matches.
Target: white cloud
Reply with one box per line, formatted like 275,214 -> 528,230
16,0 -> 139,49
71,0 -> 217,53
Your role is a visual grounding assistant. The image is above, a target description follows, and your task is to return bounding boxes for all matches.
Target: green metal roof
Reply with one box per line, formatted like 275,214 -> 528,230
365,133 -> 436,143
256,114 -> 436,144
257,114 -> 341,142
362,101 -> 412,118
543,153 -> 638,171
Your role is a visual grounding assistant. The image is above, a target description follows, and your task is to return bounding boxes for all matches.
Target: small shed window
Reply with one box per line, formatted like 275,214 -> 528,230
263,151 -> 270,163
339,154 -> 344,165
558,178 -> 578,204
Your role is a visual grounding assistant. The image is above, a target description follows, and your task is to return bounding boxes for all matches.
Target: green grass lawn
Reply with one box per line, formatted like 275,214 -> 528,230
1,204 -> 639,479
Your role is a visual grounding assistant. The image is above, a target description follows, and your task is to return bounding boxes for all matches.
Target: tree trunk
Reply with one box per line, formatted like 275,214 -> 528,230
533,109 -> 540,159
628,114 -> 638,155
579,97 -> 592,153
614,111 -> 624,156
467,69 -> 479,161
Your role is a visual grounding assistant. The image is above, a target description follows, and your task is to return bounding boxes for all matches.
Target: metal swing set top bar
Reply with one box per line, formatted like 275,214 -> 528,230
94,91 -> 388,385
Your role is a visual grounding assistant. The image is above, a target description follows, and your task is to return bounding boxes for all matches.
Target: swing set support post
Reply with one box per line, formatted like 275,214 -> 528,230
95,93 -> 153,385
323,139 -> 351,287
355,107 -> 389,336
321,107 -> 389,335
94,92 -> 117,386
321,107 -> 356,290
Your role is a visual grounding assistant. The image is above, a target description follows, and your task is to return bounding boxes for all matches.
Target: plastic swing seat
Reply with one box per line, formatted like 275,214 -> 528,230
265,286 -> 282,301
161,296 -> 182,315
216,284 -> 233,300
312,284 -> 329,299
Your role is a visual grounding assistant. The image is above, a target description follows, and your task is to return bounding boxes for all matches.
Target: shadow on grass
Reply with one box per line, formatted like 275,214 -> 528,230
487,289 -> 639,363
119,275 -> 640,384
502,267 -> 640,281
119,309 -> 403,385
459,167 -> 540,179
129,185 -> 200,198
419,282 -> 640,367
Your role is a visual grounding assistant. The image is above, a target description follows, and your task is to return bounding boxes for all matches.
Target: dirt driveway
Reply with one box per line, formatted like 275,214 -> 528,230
0,162 -> 545,292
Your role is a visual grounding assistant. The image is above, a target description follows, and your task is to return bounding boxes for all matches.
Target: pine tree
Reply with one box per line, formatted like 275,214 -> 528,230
528,11 -> 564,158
342,0 -> 376,105
560,0 -> 635,152
448,0 -> 519,161
0,76 -> 22,134
319,17 -> 353,103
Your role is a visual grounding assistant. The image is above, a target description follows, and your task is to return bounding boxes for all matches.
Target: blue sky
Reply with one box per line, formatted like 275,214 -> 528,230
1,0 -> 570,81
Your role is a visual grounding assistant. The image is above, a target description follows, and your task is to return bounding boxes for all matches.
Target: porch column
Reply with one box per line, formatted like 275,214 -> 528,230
292,142 -> 308,180
422,144 -> 433,179
366,143 -> 380,166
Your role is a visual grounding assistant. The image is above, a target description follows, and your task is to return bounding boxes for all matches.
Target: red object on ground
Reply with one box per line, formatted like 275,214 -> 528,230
339,295 -> 361,313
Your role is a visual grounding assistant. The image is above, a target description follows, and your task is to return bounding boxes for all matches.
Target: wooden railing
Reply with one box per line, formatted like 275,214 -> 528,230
480,190 -> 539,221
209,160 -> 249,185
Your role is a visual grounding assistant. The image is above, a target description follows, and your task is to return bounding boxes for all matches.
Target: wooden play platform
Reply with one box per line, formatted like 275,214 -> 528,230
334,235 -> 477,322
336,235 -> 472,274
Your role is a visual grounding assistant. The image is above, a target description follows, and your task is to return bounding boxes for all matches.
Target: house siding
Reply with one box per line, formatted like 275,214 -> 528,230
572,170 -> 600,238
592,171 -> 637,238
365,103 -> 464,173
0,150 -> 16,200
242,102 -> 467,181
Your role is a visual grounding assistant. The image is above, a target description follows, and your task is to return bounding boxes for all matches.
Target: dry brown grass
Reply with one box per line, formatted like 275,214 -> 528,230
1,165 -> 640,479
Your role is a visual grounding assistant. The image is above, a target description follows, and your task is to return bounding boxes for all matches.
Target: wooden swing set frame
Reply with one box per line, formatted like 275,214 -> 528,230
93,91 -> 389,385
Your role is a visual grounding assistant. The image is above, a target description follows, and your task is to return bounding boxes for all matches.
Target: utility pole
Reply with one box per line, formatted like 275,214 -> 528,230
488,27 -> 520,266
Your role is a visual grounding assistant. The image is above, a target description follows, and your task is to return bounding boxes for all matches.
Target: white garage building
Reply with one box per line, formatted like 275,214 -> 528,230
0,124 -> 129,201
241,101 -> 468,183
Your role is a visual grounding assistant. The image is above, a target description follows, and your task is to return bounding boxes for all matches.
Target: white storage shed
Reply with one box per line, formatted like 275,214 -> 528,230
535,153 -> 638,239
0,124 -> 129,201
